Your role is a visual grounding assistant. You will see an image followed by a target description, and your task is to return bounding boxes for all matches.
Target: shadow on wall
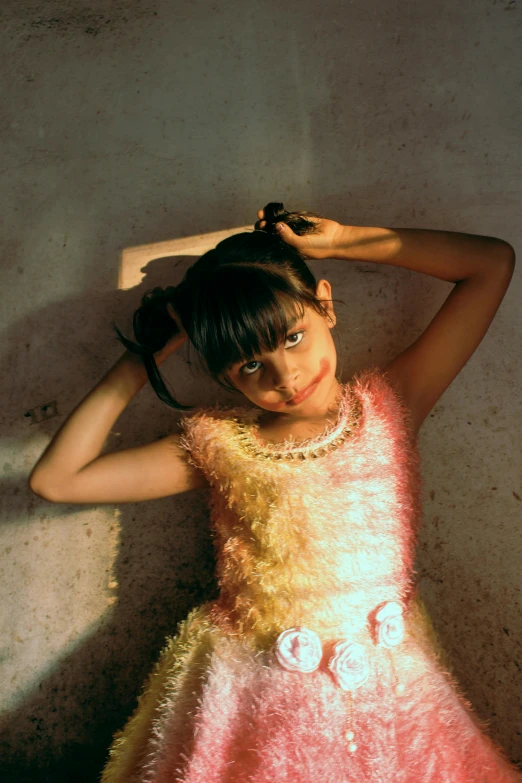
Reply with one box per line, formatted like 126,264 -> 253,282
0,254 -> 225,783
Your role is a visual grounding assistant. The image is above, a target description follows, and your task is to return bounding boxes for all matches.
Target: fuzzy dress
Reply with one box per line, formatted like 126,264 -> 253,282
101,368 -> 522,783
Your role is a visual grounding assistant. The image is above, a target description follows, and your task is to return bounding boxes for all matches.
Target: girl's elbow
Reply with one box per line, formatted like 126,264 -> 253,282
497,239 -> 516,266
480,236 -> 515,271
28,472 -> 61,502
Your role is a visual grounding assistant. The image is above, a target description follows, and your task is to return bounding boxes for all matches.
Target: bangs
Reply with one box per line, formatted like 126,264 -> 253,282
188,263 -> 322,379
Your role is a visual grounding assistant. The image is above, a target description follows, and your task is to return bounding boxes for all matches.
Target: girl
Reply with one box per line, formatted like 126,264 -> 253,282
29,203 -> 520,782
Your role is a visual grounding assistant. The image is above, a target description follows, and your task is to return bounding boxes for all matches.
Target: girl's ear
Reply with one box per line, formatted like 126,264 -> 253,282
316,279 -> 336,328
316,278 -> 332,299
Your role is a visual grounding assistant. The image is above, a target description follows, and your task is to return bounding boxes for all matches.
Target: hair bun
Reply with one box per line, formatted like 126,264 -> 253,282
263,202 -> 288,228
261,201 -> 321,237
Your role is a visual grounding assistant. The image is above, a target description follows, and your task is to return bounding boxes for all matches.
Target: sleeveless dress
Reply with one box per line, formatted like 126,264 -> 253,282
101,368 -> 522,783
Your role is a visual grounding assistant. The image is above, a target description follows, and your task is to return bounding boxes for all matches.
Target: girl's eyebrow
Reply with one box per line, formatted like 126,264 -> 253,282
286,314 -> 300,330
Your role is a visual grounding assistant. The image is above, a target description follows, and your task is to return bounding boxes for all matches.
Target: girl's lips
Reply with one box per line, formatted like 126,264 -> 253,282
287,376 -> 320,405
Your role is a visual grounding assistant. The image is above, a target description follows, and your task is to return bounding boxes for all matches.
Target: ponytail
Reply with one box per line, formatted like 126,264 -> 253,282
113,285 -> 194,410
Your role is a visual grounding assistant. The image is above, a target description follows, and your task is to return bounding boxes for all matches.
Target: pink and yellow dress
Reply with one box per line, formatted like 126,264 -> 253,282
102,368 -> 521,782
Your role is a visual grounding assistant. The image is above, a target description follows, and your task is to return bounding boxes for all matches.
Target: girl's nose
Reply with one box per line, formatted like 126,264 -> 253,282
270,361 -> 300,390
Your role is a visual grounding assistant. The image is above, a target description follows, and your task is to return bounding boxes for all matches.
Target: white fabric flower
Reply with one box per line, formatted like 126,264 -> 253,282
275,627 -> 323,673
328,641 -> 370,691
375,601 -> 405,648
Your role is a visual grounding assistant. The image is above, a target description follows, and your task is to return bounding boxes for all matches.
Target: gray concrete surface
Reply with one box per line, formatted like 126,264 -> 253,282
1,0 -> 521,779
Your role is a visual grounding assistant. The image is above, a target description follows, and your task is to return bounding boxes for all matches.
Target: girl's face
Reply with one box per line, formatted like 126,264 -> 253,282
223,279 -> 340,419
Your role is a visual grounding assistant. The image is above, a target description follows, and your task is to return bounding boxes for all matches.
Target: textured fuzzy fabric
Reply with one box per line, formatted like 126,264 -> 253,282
102,368 -> 522,782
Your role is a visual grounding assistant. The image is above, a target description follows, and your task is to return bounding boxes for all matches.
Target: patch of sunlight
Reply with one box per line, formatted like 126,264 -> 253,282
2,481 -> 121,711
1,608 -> 116,713
118,223 -> 255,290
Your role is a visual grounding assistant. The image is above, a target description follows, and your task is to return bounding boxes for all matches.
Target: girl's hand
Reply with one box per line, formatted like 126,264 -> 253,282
255,208 -> 346,260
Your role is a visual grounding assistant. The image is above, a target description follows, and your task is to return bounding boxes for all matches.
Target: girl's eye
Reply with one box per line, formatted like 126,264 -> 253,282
241,331 -> 305,376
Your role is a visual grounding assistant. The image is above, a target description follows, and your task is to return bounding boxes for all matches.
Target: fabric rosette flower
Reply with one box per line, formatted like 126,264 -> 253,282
328,641 -> 370,691
275,627 -> 323,673
375,601 -> 405,648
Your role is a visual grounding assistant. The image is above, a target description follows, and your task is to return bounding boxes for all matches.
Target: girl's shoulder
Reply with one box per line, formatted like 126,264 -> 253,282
349,364 -> 417,439
176,399 -> 258,479
349,364 -> 411,405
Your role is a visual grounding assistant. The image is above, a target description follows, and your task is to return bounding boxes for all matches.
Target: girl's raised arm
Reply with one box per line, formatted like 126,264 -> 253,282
28,336 -> 208,504
263,211 -> 515,436
334,225 -> 515,435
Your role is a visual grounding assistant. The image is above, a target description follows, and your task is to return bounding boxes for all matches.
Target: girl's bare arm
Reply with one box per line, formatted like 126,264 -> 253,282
28,338 -> 208,504
261,211 -> 516,436
333,226 -> 515,435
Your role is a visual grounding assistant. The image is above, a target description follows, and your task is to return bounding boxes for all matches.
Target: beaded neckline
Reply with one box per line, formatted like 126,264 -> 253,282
235,382 -> 363,461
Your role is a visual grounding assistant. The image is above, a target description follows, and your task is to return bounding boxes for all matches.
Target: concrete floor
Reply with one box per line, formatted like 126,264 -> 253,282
1,0 -> 521,779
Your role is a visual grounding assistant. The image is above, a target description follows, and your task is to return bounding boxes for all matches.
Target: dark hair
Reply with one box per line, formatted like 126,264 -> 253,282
113,202 -> 342,409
